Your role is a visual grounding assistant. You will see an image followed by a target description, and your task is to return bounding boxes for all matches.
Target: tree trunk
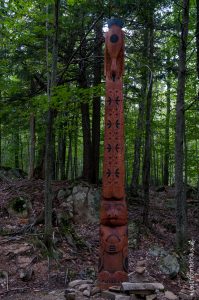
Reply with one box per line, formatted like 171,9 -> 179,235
73,114 -> 78,179
34,133 -> 45,179
0,117 -> 1,166
44,0 -> 60,249
91,20 -> 103,184
142,15 -> 154,226
57,125 -> 66,180
66,132 -> 72,180
14,128 -> 20,169
28,113 -> 35,179
196,0 -> 199,79
79,31 -> 92,181
163,69 -> 171,185
175,0 -> 189,251
131,29 -> 148,196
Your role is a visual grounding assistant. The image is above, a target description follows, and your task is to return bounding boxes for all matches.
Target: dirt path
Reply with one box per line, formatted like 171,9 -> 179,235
2,290 -> 65,300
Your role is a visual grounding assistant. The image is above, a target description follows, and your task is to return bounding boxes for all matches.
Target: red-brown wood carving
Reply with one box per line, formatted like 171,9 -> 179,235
98,19 -> 128,289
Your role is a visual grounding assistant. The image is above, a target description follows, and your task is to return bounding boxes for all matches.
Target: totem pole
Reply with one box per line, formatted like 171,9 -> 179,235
98,19 -> 128,289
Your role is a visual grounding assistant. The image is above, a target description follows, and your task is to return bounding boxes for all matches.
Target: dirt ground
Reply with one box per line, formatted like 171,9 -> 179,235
0,179 -> 199,299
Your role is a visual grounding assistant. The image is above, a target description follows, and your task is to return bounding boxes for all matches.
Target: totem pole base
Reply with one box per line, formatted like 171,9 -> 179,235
98,272 -> 128,290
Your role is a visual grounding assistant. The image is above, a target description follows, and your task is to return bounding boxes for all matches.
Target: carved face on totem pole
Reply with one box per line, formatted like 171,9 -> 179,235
98,19 -> 128,289
100,200 -> 127,226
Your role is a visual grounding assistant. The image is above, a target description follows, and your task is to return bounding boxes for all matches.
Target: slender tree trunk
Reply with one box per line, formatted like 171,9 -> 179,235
34,132 -> 45,179
66,132 -> 72,180
14,129 -> 20,169
184,126 -> 188,187
163,69 -> 171,185
175,0 -> 189,250
142,15 -> 154,225
0,117 -> 1,166
44,0 -> 60,248
196,140 -> 199,199
73,114 -> 78,179
91,20 -> 103,184
28,113 -> 35,179
131,29 -> 148,195
196,0 -> 199,79
57,125 -> 66,180
79,31 -> 92,181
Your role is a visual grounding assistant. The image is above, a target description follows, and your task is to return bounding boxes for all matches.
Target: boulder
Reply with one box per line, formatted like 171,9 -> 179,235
57,188 -> 71,200
121,282 -> 164,294
165,291 -> 178,300
135,266 -> 146,274
136,260 -> 146,267
68,279 -> 93,288
149,246 -> 168,257
70,184 -> 100,223
91,286 -> 101,296
159,254 -> 180,278
146,295 -> 157,300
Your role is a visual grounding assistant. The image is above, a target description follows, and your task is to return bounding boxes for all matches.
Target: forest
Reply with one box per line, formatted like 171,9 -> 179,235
0,0 -> 199,299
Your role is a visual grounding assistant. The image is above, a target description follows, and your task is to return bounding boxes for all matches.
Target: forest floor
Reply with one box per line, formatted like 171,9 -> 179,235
0,178 -> 199,299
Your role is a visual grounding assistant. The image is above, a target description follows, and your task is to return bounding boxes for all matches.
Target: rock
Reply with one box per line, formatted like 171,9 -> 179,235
57,188 -> 71,200
128,272 -> 155,283
179,292 -> 194,299
68,279 -> 93,288
149,246 -> 168,257
78,283 -> 90,292
146,295 -> 157,300
73,185 -> 96,223
115,295 -> 130,300
130,296 -> 140,300
19,267 -> 34,281
136,260 -> 146,267
91,286 -> 101,296
72,185 -> 89,195
87,188 -> 100,219
64,288 -> 76,300
135,266 -> 146,274
101,291 -> 130,300
78,266 -> 95,280
83,289 -> 90,297
121,282 -> 164,294
165,291 -> 178,300
159,254 -> 180,278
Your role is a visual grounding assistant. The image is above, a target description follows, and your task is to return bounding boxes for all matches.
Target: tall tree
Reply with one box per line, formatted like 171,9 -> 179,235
44,0 -> 60,249
28,113 -> 36,179
163,62 -> 171,186
142,6 -> 154,225
175,0 -> 190,250
131,28 -> 148,195
91,20 -> 103,184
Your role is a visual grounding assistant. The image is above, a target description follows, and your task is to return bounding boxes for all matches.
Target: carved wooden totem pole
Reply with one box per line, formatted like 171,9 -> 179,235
98,19 -> 128,289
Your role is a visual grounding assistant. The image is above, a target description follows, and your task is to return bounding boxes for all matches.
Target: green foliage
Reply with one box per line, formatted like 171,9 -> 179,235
0,0 -> 198,187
